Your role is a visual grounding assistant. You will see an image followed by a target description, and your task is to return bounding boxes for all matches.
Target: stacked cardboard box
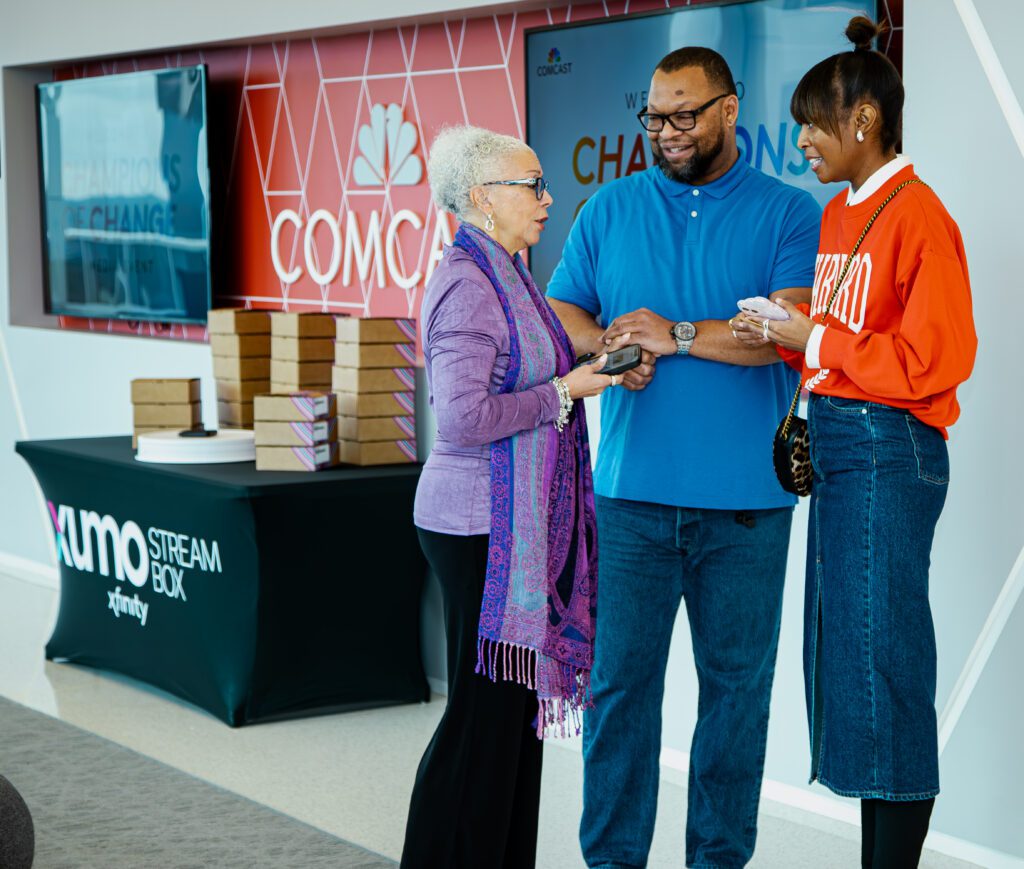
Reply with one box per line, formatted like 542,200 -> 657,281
254,391 -> 339,471
270,312 -> 335,393
209,308 -> 271,429
332,317 -> 417,465
131,378 -> 202,448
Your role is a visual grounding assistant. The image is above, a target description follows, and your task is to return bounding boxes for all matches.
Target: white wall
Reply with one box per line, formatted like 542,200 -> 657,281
1,1 -> 1021,865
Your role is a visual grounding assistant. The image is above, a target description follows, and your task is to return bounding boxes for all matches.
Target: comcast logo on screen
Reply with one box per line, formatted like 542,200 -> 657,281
537,48 -> 572,77
353,103 -> 423,187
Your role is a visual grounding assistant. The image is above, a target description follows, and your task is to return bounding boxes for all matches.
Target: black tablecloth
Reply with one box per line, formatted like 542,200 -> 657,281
16,436 -> 429,725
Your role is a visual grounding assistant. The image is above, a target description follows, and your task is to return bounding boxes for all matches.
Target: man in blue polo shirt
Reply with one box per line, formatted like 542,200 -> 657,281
548,48 -> 821,868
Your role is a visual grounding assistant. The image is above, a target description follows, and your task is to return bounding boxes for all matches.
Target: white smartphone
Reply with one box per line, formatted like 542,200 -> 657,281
737,296 -> 791,321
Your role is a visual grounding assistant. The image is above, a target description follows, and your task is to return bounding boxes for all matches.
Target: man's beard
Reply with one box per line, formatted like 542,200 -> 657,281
654,126 -> 725,184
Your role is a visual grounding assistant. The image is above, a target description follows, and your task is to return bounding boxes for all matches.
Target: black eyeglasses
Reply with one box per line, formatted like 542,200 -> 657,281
637,93 -> 730,132
480,176 -> 551,200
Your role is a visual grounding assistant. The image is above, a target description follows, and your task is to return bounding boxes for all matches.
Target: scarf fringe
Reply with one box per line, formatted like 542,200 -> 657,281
475,637 -> 592,739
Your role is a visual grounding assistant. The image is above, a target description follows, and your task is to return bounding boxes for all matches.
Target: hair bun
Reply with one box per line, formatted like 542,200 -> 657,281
845,15 -> 886,51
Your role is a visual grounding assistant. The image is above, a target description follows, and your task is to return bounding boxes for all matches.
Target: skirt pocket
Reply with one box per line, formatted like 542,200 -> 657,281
905,415 -> 950,486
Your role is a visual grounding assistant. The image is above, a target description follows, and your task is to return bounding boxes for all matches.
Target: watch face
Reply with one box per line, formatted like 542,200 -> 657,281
673,322 -> 696,341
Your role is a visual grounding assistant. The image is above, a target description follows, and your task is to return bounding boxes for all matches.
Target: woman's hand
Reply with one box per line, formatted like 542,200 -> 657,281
732,299 -> 816,353
561,355 -> 616,399
729,314 -> 769,346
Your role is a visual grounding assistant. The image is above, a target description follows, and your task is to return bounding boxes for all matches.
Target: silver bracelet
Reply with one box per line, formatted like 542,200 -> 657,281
549,376 -> 572,433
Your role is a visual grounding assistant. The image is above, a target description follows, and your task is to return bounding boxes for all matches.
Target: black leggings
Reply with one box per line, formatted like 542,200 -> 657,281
861,798 -> 935,868
400,529 -> 543,869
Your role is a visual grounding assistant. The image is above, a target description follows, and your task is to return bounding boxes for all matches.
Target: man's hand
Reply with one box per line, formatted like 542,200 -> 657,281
601,308 -> 677,357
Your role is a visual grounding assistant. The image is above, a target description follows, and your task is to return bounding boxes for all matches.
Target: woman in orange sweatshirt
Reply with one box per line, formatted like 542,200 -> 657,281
734,16 -> 976,868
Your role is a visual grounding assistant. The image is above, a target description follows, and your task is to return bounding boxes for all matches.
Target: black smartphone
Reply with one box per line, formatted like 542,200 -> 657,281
599,343 -> 643,376
574,344 -> 643,376
574,345 -> 644,376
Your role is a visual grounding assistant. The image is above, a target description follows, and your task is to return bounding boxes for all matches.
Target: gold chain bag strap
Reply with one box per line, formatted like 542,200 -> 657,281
772,179 -> 925,496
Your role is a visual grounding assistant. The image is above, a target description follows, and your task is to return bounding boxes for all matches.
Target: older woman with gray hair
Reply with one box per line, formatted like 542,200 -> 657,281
400,125 -> 613,868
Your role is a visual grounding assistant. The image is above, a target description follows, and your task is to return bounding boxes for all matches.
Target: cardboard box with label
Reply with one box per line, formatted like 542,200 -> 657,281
131,378 -> 201,404
254,391 -> 337,422
270,311 -> 336,338
218,400 -> 254,428
255,418 -> 338,447
210,333 -> 271,358
335,390 -> 415,418
133,402 -> 203,428
339,439 -> 417,466
332,366 -> 415,394
338,415 -> 415,442
335,317 -> 417,344
334,342 -> 416,368
208,308 -> 271,335
270,359 -> 332,388
256,442 -> 339,472
216,379 -> 271,403
213,356 -> 271,381
270,336 -> 334,362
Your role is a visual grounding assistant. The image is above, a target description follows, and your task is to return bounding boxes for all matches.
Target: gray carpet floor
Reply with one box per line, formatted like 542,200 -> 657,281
0,696 -> 396,868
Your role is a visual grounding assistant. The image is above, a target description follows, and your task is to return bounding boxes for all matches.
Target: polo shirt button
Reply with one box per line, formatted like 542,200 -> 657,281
692,189 -> 700,196
690,210 -> 698,218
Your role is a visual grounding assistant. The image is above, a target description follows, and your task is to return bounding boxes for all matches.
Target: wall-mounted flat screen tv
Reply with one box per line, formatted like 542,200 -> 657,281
37,65 -> 212,324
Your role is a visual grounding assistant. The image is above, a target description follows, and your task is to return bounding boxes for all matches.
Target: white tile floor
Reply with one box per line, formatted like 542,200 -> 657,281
0,570 -> 978,868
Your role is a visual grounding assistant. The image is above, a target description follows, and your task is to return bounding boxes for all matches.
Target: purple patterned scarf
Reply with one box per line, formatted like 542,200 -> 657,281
453,222 -> 598,739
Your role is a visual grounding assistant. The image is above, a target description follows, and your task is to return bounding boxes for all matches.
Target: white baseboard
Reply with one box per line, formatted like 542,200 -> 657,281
0,551 -> 57,590
925,831 -> 1024,869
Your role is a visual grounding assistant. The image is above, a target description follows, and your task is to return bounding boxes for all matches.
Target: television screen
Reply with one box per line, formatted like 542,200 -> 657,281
525,0 -> 873,289
37,65 -> 212,324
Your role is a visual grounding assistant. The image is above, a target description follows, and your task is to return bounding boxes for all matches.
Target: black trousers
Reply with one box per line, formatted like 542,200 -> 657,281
861,798 -> 935,868
400,529 -> 543,869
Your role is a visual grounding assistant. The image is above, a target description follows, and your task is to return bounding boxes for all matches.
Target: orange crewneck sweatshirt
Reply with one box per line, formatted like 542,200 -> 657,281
777,164 -> 977,437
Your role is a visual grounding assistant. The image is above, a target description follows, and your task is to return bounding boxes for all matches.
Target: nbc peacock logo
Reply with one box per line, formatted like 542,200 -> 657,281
353,103 -> 423,187
537,48 -> 572,78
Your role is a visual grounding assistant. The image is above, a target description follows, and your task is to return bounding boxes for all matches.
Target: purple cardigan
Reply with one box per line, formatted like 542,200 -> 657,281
413,246 -> 562,535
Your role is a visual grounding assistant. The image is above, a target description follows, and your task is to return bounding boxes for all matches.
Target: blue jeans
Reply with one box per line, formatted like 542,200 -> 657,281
805,394 -> 948,800
581,496 -> 793,869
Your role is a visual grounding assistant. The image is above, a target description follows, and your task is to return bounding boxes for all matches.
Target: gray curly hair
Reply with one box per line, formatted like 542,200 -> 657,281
427,125 -> 531,220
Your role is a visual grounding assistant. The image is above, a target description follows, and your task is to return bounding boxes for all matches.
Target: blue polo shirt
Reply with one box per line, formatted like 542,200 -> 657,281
547,158 -> 821,510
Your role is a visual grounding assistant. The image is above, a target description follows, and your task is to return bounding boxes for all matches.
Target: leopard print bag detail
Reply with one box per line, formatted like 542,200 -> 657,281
773,406 -> 812,496
771,179 -> 925,497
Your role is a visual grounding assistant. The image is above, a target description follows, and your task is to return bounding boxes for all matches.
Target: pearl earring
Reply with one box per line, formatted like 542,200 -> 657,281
856,129 -> 865,143
484,213 -> 495,233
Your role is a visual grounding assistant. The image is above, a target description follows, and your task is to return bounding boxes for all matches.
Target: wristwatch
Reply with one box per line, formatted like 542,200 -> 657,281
671,321 -> 697,355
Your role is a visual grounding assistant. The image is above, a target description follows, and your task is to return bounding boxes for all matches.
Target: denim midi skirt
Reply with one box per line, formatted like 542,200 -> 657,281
804,394 -> 949,800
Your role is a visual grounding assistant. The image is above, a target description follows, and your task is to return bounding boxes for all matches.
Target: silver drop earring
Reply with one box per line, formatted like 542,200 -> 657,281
485,213 -> 495,233
856,129 -> 865,143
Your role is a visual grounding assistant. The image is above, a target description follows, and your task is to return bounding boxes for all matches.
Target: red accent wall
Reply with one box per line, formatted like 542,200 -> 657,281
54,0 -> 900,341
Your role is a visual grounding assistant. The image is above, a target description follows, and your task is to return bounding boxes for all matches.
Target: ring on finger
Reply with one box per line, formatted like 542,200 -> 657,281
762,319 -> 770,340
